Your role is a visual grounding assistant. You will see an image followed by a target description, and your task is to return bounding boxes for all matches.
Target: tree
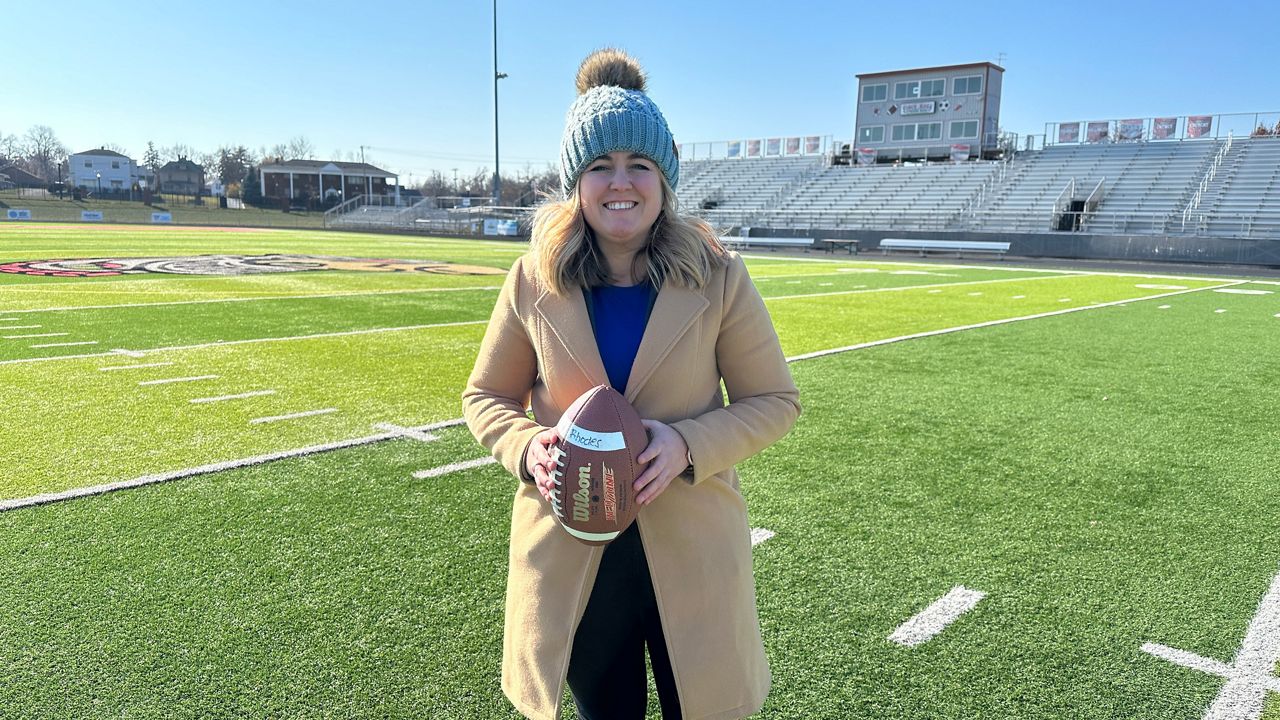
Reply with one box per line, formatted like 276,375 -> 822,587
163,144 -> 197,163
268,143 -> 288,161
286,135 -> 314,160
0,132 -> 19,163
22,125 -> 66,181
101,142 -> 130,156
242,165 -> 262,205
143,141 -> 162,172
216,145 -> 253,186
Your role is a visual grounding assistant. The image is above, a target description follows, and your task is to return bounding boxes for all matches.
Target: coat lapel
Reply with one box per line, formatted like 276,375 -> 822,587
624,284 -> 709,403
534,287 -> 608,387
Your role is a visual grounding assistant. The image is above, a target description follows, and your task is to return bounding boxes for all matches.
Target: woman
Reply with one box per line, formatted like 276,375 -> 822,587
463,48 -> 800,720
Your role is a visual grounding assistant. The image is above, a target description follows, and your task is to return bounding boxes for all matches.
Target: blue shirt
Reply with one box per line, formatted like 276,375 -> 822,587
587,282 -> 654,393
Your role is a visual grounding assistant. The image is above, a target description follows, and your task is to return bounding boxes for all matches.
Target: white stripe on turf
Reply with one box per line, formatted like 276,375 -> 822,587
4,332 -> 68,338
99,362 -> 174,371
764,273 -> 1077,302
30,341 -> 98,348
737,254 -> 1243,282
786,282 -> 1245,362
0,319 -> 488,367
373,423 -> 441,443
190,390 -> 276,404
110,349 -> 146,358
412,456 -> 498,479
0,285 -> 501,314
0,325 -> 41,329
889,586 -> 987,647
0,418 -> 469,513
139,375 -> 218,386
250,408 -> 337,424
1142,568 -> 1280,718
750,528 -> 775,546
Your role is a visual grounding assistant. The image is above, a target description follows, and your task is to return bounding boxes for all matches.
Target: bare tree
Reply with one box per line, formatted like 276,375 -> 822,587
286,135 -> 314,160
0,132 -> 20,163
163,144 -> 197,163
22,125 -> 67,180
101,142 -> 131,156
268,143 -> 288,160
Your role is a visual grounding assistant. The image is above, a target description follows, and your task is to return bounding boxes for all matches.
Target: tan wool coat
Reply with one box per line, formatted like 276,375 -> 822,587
462,251 -> 800,720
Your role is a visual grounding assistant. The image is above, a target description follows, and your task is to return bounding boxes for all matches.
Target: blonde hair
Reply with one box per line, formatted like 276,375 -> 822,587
529,174 -> 728,295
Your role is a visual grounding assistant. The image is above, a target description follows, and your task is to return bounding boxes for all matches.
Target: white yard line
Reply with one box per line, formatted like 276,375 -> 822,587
4,332 -> 68,339
0,285 -> 500,314
190,390 -> 277,404
138,375 -> 219,386
750,528 -> 775,547
0,418 -> 469,513
0,325 -> 41,329
412,456 -> 498,479
0,319 -> 488,367
99,362 -> 175,371
249,408 -> 338,424
30,341 -> 98,349
1142,568 -> 1280,719
889,586 -> 987,647
0,318 -> 19,322
373,422 -> 442,443
786,282 -> 1244,362
764,273 -> 1077,302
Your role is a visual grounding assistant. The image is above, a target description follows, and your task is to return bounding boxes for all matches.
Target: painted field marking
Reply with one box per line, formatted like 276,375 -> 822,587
1141,568 -> 1280,719
967,292 -> 983,296
889,586 -> 987,647
750,528 -> 775,547
819,283 -> 833,287
0,418 -> 469,513
374,422 -> 442,443
4,332 -> 68,339
412,456 -> 497,479
1159,305 -> 1172,309
0,285 -> 501,314
30,341 -> 98,349
1136,283 -> 1189,290
0,318 -> 19,322
928,289 -> 942,294
138,375 -> 219,386
1059,298 -> 1073,302
738,254 -> 1243,283
1216,309 -> 1228,314
111,349 -> 146,358
1215,288 -> 1273,295
1012,295 -> 1026,299
250,408 -> 338,425
99,362 -> 174,372
786,280 -> 802,284
787,282 -> 1245,363
190,390 -> 276,404
0,319 -> 488,367
0,325 -> 41,330
766,273 -> 1077,302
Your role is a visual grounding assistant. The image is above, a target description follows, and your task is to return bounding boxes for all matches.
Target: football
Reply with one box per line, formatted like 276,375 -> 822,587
548,385 -> 647,545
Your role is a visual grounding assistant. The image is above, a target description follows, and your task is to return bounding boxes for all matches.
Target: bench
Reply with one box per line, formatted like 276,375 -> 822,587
879,238 -> 1010,259
818,238 -> 859,255
720,236 -> 814,252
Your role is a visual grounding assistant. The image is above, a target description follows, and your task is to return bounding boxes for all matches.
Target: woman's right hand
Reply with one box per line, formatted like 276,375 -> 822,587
524,428 -> 562,503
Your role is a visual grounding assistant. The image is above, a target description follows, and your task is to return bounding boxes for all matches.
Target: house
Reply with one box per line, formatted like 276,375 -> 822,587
158,157 -> 205,195
258,158 -> 397,205
0,163 -> 44,188
68,149 -> 137,191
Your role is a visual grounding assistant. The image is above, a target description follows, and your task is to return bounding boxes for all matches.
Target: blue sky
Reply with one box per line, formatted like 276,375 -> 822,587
4,0 -> 1277,183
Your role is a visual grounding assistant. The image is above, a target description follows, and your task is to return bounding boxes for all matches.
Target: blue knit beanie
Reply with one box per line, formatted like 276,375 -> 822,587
559,49 -> 679,194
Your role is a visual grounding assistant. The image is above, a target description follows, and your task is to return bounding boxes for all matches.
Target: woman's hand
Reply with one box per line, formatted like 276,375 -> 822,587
524,428 -> 562,503
634,419 -> 690,506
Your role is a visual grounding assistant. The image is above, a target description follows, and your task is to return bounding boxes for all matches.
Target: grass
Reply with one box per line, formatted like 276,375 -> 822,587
0,222 -> 1278,718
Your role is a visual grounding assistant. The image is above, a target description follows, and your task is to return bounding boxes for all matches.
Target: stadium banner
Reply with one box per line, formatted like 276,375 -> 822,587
1118,119 -> 1144,141
950,144 -> 970,162
81,211 -> 103,221
5,209 -> 32,220
856,147 -> 877,166
746,139 -> 761,157
1058,123 -> 1081,143
785,137 -> 801,155
151,212 -> 172,223
727,141 -> 742,158
765,138 -> 781,156
900,101 -> 936,116
1187,115 -> 1212,138
1153,117 -> 1177,139
804,136 -> 821,154
483,219 -> 520,236
1086,121 -> 1110,143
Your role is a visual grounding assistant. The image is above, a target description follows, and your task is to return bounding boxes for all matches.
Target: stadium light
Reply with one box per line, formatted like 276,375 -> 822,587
493,0 -> 507,206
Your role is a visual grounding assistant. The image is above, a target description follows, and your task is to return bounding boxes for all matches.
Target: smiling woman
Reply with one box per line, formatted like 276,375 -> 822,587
463,48 -> 800,720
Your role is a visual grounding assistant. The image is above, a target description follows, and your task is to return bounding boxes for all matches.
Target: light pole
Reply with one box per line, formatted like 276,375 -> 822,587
492,0 -> 507,206
95,172 -> 101,195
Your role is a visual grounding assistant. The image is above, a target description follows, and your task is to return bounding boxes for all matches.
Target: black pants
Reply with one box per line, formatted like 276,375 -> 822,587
567,523 -> 683,720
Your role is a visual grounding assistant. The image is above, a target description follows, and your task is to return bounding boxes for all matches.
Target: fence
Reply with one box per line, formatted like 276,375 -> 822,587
1045,111 -> 1280,146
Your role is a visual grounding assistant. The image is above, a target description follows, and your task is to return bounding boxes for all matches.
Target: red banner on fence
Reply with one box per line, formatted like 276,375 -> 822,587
1058,123 -> 1080,143
1187,116 -> 1212,138
1086,122 -> 1110,143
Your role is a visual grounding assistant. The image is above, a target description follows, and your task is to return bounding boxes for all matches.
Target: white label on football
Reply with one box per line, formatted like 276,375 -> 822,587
562,423 -> 626,452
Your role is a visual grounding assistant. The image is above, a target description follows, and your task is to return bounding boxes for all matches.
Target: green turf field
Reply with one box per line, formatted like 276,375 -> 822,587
1,222 -> 1278,719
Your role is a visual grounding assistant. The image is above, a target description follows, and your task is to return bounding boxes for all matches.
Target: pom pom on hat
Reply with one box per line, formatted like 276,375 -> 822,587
559,49 -> 678,193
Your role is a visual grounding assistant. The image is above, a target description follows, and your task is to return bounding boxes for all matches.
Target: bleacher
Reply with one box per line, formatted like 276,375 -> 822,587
1186,136 -> 1280,238
676,156 -> 824,222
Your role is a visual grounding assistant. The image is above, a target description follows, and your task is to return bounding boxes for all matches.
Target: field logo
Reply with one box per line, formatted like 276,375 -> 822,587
0,254 -> 506,278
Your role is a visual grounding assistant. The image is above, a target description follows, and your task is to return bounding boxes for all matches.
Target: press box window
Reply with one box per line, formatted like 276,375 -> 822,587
954,75 -> 983,95
917,123 -> 942,140
861,84 -> 887,103
894,81 -> 919,100
859,126 -> 885,143
920,79 -> 945,98
891,124 -> 916,142
950,121 -> 979,139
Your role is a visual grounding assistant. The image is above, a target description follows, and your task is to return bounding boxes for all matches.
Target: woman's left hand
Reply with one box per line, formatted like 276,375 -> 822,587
634,419 -> 690,506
